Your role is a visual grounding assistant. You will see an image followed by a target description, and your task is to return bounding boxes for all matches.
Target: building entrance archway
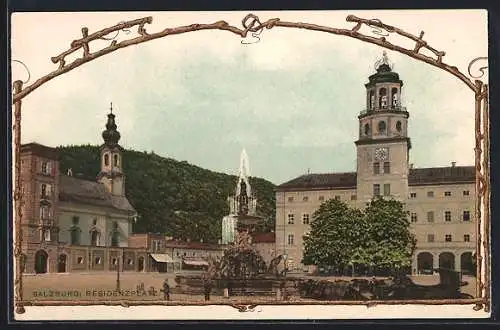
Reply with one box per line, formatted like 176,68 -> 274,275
34,250 -> 48,274
439,252 -> 456,270
417,252 -> 434,274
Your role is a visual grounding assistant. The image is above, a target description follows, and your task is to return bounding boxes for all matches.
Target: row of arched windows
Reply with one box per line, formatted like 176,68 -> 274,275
363,120 -> 403,136
103,153 -> 120,167
368,87 -> 400,110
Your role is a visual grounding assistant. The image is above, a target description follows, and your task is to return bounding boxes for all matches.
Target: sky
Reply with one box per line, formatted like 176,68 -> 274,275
11,10 -> 488,185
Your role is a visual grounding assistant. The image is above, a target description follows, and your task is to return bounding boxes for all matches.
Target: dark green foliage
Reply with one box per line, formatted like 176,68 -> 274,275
56,145 -> 276,243
302,197 -> 416,274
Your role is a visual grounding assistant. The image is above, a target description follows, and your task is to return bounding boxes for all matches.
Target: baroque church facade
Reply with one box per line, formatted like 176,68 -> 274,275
20,107 -> 148,274
275,53 -> 476,275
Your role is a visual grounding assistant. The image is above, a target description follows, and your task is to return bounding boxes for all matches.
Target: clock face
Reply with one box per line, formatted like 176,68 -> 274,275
374,147 -> 389,161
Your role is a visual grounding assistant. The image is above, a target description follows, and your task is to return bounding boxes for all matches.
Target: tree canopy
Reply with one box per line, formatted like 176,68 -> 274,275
302,197 -> 416,274
57,144 -> 276,243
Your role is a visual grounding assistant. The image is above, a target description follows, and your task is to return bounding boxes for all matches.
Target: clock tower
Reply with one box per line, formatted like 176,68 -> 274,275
355,52 -> 411,203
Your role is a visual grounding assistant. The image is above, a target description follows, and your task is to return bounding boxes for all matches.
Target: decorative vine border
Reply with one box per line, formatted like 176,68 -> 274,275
11,13 -> 490,315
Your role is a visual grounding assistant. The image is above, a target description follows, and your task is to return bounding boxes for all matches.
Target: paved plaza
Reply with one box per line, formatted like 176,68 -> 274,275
21,272 -> 476,303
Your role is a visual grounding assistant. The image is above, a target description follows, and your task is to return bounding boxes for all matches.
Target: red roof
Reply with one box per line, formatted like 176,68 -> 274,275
251,232 -> 276,243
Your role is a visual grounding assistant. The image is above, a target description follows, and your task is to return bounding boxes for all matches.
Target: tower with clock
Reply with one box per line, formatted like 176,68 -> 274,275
355,52 -> 411,203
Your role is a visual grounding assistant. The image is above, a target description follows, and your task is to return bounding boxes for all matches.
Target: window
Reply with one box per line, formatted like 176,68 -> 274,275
445,234 -> 452,242
427,234 -> 435,243
463,190 -> 470,196
192,252 -> 196,257
127,259 -> 133,265
41,183 -> 51,198
383,162 -> 390,174
334,195 -> 340,201
72,216 -> 79,225
288,197 -> 294,202
427,191 -> 434,198
43,229 -> 51,242
114,154 -> 119,166
104,154 -> 110,166
410,213 -> 418,222
77,257 -> 84,264
176,252 -> 180,257
444,191 -> 452,197
396,121 -> 402,132
302,196 -> 309,202
378,121 -> 387,134
287,214 -> 295,224
70,227 -> 81,245
111,258 -> 117,265
463,211 -> 471,221
364,123 -> 370,135
92,218 -> 97,226
40,206 -> 50,219
287,234 -> 294,245
410,192 -> 417,198
464,234 -> 470,242
445,211 -> 451,222
373,162 -> 380,175
318,196 -> 324,201
383,184 -> 391,196
41,161 -> 51,175
111,221 -> 120,247
90,230 -> 99,246
373,184 -> 380,197
183,252 -> 187,256
95,257 -> 102,265
427,211 -> 434,223
350,194 -> 357,201
302,214 -> 310,225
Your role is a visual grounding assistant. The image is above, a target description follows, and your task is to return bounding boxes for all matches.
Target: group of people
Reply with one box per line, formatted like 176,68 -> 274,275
161,277 -> 213,301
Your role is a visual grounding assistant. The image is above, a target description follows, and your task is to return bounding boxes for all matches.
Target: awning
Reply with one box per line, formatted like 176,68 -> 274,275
183,259 -> 209,266
150,254 -> 174,263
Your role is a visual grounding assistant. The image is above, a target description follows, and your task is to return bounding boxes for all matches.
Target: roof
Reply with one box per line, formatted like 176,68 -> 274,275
150,254 -> 174,263
277,172 -> 357,191
276,166 -> 475,191
251,232 -> 276,244
21,143 -> 59,160
59,174 -> 136,213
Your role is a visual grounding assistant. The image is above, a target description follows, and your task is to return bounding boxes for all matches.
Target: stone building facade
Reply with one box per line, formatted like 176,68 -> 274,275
274,53 -> 476,275
20,108 -> 148,274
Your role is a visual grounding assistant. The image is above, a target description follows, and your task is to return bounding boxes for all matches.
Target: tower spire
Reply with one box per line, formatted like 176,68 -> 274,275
102,103 -> 121,146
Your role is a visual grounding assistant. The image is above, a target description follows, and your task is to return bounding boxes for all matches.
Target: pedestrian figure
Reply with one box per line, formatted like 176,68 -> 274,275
161,278 -> 170,301
203,277 -> 213,301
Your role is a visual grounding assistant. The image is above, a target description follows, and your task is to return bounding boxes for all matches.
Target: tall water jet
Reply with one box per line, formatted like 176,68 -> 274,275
222,149 -> 259,244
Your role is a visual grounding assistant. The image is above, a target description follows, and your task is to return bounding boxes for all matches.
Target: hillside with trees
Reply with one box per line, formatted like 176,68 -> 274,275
56,145 -> 276,243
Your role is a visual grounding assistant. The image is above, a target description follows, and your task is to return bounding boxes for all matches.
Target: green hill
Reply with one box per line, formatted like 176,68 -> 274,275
56,145 -> 276,243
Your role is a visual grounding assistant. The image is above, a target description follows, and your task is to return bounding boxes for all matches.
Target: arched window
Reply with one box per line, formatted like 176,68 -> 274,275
110,221 -> 120,247
70,227 -> 81,245
369,90 -> 375,110
378,121 -> 387,134
364,123 -> 370,135
113,154 -> 119,167
396,121 -> 402,133
391,87 -> 399,107
379,88 -> 387,109
104,154 -> 110,166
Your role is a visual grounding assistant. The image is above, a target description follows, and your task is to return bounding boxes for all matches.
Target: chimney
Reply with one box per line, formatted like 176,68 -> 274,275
452,162 -> 456,167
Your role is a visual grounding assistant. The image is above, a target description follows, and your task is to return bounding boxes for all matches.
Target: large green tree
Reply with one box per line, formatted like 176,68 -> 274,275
302,199 -> 367,270
302,197 -> 416,274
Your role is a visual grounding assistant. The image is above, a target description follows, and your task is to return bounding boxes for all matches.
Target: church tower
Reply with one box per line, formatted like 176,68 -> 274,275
97,103 -> 125,196
355,52 -> 411,203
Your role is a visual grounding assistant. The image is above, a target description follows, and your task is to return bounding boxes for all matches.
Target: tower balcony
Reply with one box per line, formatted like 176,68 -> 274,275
359,105 -> 407,116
